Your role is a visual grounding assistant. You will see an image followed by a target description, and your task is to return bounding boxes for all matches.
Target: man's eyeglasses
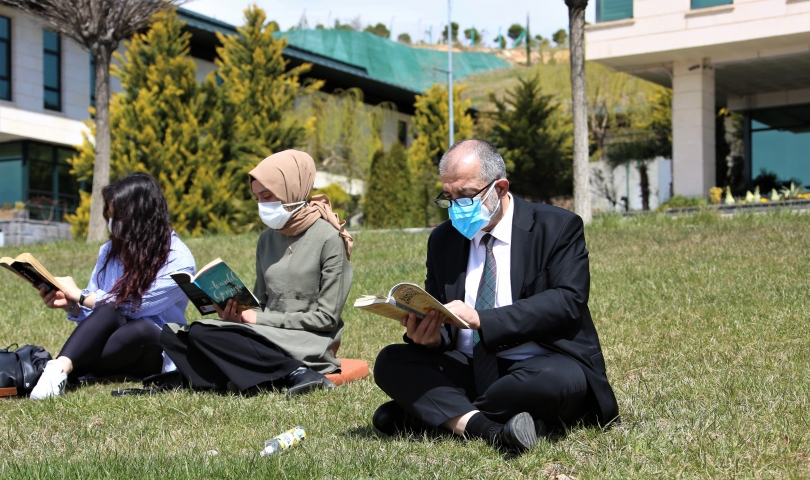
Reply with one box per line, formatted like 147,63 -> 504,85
434,180 -> 496,209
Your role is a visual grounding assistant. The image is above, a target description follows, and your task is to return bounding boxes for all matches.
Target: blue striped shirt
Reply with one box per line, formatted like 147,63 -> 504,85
67,231 -> 196,328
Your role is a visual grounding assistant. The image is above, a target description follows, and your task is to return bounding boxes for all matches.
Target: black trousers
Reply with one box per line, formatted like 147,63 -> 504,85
59,303 -> 163,379
374,344 -> 592,429
159,322 -> 304,392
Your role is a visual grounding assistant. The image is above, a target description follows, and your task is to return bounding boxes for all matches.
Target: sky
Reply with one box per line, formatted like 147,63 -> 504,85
182,0 -> 596,47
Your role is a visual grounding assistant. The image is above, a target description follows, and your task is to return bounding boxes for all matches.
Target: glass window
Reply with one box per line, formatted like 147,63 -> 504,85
43,30 -> 60,111
27,143 -> 53,196
0,16 -> 10,101
23,142 -> 80,219
0,142 -> 23,205
691,0 -> 732,9
596,0 -> 633,23
750,104 -> 810,188
57,148 -> 78,198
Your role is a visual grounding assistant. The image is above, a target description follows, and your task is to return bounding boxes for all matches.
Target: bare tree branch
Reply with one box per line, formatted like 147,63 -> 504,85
3,0 -> 188,54
2,0 -> 188,241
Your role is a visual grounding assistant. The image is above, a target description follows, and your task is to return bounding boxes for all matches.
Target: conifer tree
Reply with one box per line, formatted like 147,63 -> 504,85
407,83 -> 473,226
68,10 -> 234,237
489,75 -> 572,203
214,6 -> 323,202
363,141 -> 414,228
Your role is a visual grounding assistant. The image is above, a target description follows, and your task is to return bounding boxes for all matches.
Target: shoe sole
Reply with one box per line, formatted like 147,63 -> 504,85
503,412 -> 538,452
286,379 -> 334,398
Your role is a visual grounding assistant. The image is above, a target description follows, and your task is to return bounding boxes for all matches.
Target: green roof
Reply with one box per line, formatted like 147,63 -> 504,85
274,30 -> 509,94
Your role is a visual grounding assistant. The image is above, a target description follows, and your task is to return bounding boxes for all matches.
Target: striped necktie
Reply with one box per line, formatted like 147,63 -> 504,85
472,233 -> 499,396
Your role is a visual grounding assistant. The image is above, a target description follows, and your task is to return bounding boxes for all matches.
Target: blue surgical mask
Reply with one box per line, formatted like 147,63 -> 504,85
448,183 -> 498,240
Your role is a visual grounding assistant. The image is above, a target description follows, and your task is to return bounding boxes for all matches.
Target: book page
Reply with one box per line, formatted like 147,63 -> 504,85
389,283 -> 470,328
196,258 -> 223,278
353,296 -> 408,321
1,253 -> 64,293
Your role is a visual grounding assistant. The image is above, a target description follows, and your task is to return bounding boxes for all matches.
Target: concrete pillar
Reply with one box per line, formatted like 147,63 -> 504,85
672,59 -> 715,198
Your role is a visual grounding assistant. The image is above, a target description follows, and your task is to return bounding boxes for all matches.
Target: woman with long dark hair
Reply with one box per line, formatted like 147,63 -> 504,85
30,172 -> 195,399
160,150 -> 353,397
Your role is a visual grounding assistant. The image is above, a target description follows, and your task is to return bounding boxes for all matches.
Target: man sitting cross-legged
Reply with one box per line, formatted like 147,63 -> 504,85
372,139 -> 619,453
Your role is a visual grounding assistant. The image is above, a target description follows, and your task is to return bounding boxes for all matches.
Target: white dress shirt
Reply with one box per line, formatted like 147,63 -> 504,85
456,193 -> 550,360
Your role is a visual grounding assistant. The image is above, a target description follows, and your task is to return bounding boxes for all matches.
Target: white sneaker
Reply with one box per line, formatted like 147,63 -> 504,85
30,360 -> 67,400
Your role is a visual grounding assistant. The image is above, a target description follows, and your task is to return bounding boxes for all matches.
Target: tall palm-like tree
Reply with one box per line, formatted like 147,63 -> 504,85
565,0 -> 591,224
6,0 -> 188,241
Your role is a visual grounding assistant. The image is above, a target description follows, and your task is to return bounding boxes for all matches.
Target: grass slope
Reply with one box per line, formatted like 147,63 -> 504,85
1,212 -> 808,478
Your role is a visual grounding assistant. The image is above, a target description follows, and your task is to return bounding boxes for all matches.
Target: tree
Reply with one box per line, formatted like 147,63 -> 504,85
464,27 -> 481,45
364,22 -> 390,39
303,88 -> 386,183
363,142 -> 414,228
494,34 -> 506,49
585,62 -> 651,164
397,32 -> 412,44
507,23 -> 525,42
6,0 -> 188,242
565,0 -> 591,223
68,10 -> 234,236
489,75 -> 572,203
214,6 -> 323,207
408,83 -> 473,226
553,28 -> 569,47
335,17 -> 362,31
525,16 -> 531,66
606,89 -> 672,211
534,34 -> 550,48
441,22 -> 459,44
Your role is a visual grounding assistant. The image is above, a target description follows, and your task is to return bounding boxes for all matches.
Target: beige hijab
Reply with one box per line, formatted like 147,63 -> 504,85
248,150 -> 353,260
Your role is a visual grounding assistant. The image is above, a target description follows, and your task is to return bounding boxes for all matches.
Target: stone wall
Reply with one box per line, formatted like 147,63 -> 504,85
0,219 -> 71,246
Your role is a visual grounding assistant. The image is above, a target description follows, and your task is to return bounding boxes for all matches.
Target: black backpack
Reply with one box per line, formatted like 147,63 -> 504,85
0,344 -> 52,397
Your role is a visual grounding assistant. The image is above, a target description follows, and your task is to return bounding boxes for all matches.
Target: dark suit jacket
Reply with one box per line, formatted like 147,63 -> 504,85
422,196 -> 619,425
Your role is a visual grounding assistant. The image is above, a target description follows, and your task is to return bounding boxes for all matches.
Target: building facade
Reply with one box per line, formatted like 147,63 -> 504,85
587,0 -> 810,198
0,7 -> 508,220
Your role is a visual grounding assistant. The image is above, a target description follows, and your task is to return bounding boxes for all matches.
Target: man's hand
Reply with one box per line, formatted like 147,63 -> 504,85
400,310 -> 442,348
444,300 -> 481,330
214,299 -> 257,324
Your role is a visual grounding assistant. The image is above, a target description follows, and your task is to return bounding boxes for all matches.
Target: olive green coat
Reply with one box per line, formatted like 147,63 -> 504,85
194,219 -> 352,373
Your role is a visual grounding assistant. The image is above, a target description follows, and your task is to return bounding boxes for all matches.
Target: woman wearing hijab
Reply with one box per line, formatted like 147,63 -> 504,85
160,150 -> 353,397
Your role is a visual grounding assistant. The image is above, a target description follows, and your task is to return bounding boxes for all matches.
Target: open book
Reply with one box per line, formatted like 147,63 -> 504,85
170,258 -> 260,316
0,253 -> 64,294
354,283 -> 470,329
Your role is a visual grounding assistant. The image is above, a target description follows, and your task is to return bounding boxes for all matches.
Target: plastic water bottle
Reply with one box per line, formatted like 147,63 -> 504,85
260,426 -> 306,457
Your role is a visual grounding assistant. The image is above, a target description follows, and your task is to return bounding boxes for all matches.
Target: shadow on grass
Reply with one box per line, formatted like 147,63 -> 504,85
341,424 -> 456,443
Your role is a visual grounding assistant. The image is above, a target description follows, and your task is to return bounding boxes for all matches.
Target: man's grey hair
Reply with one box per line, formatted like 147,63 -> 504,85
438,139 -> 507,183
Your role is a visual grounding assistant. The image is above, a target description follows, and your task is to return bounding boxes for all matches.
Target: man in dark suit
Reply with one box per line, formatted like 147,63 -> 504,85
373,139 -> 619,452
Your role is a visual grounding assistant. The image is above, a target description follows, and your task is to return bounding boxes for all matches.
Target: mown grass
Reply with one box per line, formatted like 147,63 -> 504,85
1,211 -> 808,478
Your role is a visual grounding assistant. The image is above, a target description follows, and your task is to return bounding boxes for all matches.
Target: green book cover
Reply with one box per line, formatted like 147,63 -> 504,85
170,258 -> 260,315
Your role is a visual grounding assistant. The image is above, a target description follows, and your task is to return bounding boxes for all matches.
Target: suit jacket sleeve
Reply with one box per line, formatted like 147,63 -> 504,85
478,214 -> 590,351
401,229 -> 453,349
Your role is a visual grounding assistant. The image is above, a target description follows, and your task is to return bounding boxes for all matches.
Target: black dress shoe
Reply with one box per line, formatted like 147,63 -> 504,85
534,418 -> 548,438
499,412 -> 538,452
372,401 -> 431,435
285,367 -> 335,398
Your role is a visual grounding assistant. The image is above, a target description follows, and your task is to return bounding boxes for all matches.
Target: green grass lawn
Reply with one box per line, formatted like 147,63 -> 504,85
1,212 -> 808,478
